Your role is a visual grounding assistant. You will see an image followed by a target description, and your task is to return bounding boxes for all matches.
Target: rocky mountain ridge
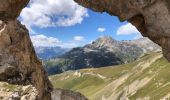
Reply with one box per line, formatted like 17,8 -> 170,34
35,46 -> 69,60
45,36 -> 161,75
123,37 -> 161,53
88,36 -> 161,53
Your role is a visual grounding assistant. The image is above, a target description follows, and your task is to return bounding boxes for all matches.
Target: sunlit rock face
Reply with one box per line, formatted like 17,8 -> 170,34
0,0 -> 30,20
74,0 -> 170,61
0,0 -> 53,100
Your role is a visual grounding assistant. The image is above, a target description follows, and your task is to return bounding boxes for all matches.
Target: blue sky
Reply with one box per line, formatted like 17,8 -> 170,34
19,0 -> 141,48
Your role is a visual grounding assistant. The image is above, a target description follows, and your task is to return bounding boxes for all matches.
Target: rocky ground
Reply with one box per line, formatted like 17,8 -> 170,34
0,82 -> 38,100
0,82 -> 88,100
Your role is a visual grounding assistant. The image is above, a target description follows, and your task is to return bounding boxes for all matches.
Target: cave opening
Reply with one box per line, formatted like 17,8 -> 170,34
0,0 -> 170,100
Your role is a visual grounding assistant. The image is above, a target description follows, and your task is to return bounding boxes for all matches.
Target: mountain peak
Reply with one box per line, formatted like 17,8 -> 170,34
91,36 -> 119,48
96,36 -> 116,42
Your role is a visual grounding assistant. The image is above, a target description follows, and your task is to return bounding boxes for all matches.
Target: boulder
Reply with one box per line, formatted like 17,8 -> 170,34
51,88 -> 88,100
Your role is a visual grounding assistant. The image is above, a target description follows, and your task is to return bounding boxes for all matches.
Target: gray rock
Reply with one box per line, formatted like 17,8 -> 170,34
51,88 -> 88,100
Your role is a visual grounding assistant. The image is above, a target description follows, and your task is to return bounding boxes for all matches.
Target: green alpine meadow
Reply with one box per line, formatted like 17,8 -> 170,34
50,52 -> 170,100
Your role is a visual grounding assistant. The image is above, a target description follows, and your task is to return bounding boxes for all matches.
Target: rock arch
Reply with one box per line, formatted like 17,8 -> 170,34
74,0 -> 170,61
0,0 -> 170,100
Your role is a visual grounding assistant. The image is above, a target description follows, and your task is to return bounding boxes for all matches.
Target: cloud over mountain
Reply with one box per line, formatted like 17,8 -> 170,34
117,23 -> 140,36
31,35 -> 61,47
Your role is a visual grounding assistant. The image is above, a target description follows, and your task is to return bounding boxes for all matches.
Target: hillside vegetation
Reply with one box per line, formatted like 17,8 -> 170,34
50,52 -> 170,100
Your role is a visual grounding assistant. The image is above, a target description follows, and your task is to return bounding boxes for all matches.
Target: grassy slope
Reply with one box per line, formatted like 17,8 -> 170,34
50,52 -> 170,100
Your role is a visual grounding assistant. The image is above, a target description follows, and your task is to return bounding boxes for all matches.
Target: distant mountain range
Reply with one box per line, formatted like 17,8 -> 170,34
123,37 -> 161,53
34,46 -> 69,60
44,36 -> 161,75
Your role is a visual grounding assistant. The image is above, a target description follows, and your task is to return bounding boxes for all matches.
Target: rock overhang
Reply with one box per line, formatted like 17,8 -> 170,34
0,0 -> 30,20
74,0 -> 170,62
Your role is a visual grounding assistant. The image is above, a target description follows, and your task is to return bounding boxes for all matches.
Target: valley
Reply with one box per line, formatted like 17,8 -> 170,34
43,36 -> 161,75
50,52 -> 170,100
0,0 -> 170,100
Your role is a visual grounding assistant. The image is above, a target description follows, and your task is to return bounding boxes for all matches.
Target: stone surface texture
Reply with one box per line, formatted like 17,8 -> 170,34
0,0 -> 52,100
51,88 -> 88,100
0,82 -> 38,100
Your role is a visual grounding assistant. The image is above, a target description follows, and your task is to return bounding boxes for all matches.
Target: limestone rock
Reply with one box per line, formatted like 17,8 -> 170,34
20,85 -> 38,100
0,0 -> 53,99
0,20 -> 52,100
0,82 -> 88,100
51,88 -> 88,100
74,0 -> 170,62
0,82 -> 38,100
10,92 -> 20,100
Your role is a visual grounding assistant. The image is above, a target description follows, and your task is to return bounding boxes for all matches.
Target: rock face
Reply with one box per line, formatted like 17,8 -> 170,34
0,0 -> 52,100
74,0 -> 170,62
0,0 -> 30,20
0,19 -> 53,100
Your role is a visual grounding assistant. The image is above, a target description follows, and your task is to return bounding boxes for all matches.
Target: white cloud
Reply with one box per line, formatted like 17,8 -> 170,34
97,27 -> 106,32
20,0 -> 88,30
73,36 -> 84,41
59,42 -> 80,48
31,34 -> 86,48
117,23 -> 140,35
134,34 -> 143,39
31,34 -> 61,47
